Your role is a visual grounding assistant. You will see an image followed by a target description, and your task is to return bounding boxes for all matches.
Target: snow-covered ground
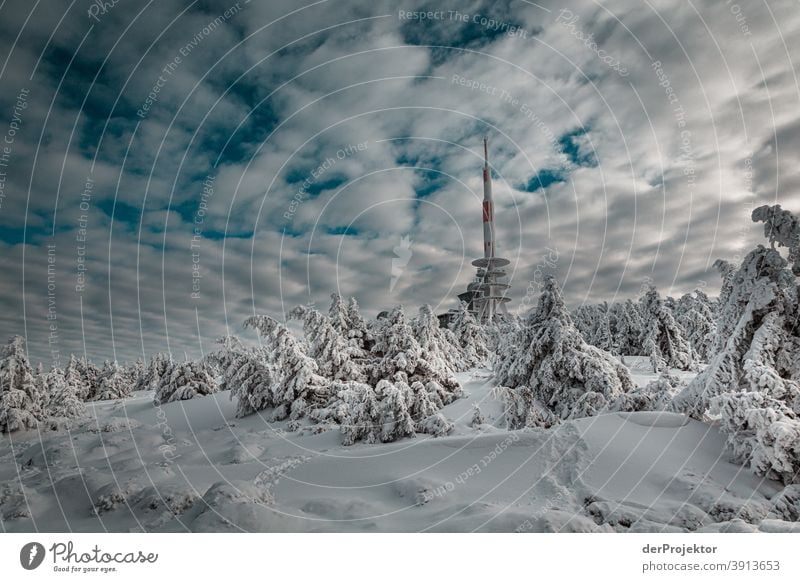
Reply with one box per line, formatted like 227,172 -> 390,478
0,363 -> 797,532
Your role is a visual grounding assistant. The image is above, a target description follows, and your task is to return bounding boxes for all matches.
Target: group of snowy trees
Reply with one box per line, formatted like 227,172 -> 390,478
221,295 -> 475,443
572,286 -> 716,372
487,203 -> 800,488
0,340 -> 96,432
0,292 -> 490,442
671,205 -> 800,485
0,336 -> 219,433
492,277 -> 635,427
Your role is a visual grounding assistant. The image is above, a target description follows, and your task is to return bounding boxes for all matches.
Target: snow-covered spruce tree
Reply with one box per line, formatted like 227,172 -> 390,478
611,299 -> 644,356
593,302 -> 616,354
375,379 -> 416,442
676,290 -> 717,362
154,359 -> 219,404
573,304 -> 601,342
135,352 -> 173,392
490,314 -> 522,359
492,277 -> 634,423
612,371 -> 683,413
708,389 -> 800,484
233,315 -> 329,421
671,205 -> 800,484
370,306 -> 461,398
754,203 -> 800,275
448,302 -> 490,368
46,363 -> 85,419
289,304 -> 367,383
123,358 -> 145,390
75,357 -> 102,400
327,294 -> 373,351
94,360 -> 133,401
417,412 -> 454,437
346,296 -> 372,350
328,293 -> 349,334
470,404 -> 485,427
309,381 -> 380,445
205,336 -> 247,391
710,258 -> 738,352
0,336 -> 44,433
407,379 -> 455,436
638,285 -> 694,372
412,304 -> 465,375
223,345 -> 276,418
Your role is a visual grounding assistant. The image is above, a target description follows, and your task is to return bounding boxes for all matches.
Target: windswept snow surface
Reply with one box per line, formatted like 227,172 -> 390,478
0,366 -> 796,532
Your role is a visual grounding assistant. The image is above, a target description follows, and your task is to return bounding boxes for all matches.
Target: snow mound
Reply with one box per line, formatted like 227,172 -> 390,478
616,411 -> 689,428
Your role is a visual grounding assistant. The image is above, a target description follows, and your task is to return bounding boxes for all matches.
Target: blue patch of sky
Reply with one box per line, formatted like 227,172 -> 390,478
0,225 -> 44,245
198,82 -> 280,167
41,46 -> 140,160
522,168 -> 568,193
519,126 -> 600,193
400,3 -> 534,66
96,198 -> 141,225
285,165 -> 350,198
0,215 -> 72,244
558,126 -> 598,167
326,225 -> 360,236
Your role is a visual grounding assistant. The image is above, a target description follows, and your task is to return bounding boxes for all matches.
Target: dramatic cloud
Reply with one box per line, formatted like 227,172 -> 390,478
1,0 -> 799,364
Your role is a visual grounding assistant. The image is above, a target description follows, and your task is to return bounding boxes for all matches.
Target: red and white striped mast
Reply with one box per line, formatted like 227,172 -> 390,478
482,136 -> 495,259
470,136 -> 510,323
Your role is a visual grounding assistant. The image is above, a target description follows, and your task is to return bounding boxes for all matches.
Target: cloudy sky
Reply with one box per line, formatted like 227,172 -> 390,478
0,0 -> 798,365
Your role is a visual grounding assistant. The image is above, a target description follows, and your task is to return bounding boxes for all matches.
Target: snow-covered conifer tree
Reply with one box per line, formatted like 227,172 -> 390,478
94,360 -> 133,401
375,379 -> 416,442
75,357 -> 102,400
573,304 -> 601,341
612,299 -> 644,356
449,302 -> 490,368
48,358 -> 86,419
470,404 -> 485,427
709,390 -> 799,485
370,306 -> 462,401
124,358 -> 145,390
154,359 -> 219,404
135,352 -> 172,392
319,381 -> 380,445
0,336 -> 44,433
328,293 -> 349,335
412,304 -> 465,374
676,290 -> 717,362
593,302 -> 615,353
672,205 -> 800,484
346,296 -> 371,350
612,371 -> 682,412
417,412 -> 454,437
224,346 -> 275,418
753,203 -> 800,275
638,285 -> 693,372
233,315 -> 329,420
290,305 -> 367,382
205,336 -> 246,392
493,277 -> 634,422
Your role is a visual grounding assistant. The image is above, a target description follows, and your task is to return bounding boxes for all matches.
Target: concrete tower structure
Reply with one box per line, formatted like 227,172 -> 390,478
444,138 -> 511,326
